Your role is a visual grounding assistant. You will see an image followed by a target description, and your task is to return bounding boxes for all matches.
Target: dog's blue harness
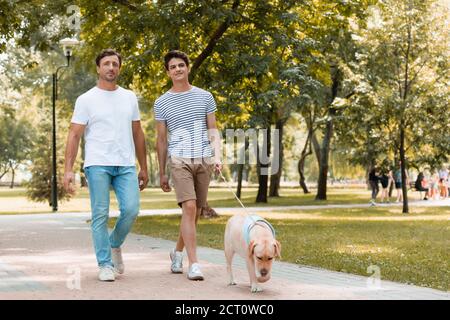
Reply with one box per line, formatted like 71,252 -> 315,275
243,214 -> 276,245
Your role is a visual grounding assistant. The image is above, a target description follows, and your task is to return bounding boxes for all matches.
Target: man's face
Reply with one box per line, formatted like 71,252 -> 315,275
167,57 -> 189,82
97,55 -> 121,82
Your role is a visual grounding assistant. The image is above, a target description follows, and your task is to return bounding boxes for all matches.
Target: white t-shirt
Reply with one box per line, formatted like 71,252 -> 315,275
71,86 -> 140,168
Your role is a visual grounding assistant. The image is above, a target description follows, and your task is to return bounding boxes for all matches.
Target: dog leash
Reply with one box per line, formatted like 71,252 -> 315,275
217,167 -> 248,212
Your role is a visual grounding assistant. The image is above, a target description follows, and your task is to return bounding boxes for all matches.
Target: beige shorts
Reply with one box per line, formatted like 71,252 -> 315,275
169,157 -> 214,208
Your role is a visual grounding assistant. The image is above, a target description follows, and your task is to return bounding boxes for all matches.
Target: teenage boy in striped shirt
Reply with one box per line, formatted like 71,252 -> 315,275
155,50 -> 222,281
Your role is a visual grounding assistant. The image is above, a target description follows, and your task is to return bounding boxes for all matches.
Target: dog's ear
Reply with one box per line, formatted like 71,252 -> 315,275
274,240 -> 281,259
247,240 -> 256,258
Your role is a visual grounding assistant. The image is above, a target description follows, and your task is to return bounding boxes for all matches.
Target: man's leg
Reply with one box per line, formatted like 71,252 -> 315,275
85,166 -> 114,268
109,166 -> 140,249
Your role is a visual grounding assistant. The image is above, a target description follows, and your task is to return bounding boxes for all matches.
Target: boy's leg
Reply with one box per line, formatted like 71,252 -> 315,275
85,166 -> 114,268
175,206 -> 201,252
169,158 -> 198,262
179,160 -> 213,264
180,199 -> 199,266
109,166 -> 140,248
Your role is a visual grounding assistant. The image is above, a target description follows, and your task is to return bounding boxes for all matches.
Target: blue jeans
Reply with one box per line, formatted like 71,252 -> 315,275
85,166 -> 140,267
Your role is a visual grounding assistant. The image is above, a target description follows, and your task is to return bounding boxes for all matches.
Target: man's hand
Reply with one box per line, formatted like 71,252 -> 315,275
160,175 -> 171,192
63,171 -> 76,194
138,170 -> 149,191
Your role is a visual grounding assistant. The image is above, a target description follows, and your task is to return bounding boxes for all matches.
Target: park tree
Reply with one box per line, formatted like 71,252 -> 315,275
26,101 -> 73,205
0,0 -> 77,53
294,0 -> 376,201
335,0 -> 450,213
0,33 -> 83,198
0,111 -> 35,187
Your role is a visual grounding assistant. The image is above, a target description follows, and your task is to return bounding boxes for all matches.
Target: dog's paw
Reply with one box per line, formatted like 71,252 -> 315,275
251,285 -> 263,293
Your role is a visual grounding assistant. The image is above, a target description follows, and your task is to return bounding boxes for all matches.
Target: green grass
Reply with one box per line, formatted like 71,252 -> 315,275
0,186 -> 378,214
281,206 -> 450,217
121,187 -> 374,210
110,206 -> 450,291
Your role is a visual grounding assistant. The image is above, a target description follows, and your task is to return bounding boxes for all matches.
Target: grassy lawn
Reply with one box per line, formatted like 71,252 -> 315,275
111,206 -> 450,291
0,186 -> 380,214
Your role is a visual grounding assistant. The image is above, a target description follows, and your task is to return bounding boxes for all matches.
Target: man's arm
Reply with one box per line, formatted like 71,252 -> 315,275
206,113 -> 222,174
64,123 -> 86,193
156,120 -> 171,192
132,120 -> 149,191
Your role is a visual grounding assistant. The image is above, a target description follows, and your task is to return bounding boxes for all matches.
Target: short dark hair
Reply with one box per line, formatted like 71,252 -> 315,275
164,50 -> 189,70
96,49 -> 122,67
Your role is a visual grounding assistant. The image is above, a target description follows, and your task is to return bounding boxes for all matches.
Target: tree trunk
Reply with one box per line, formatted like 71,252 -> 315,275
189,0 -> 241,82
311,133 -> 321,164
316,107 -> 336,200
298,130 -> 312,194
316,120 -> 332,200
236,163 -> 244,199
0,168 -> 9,180
269,119 -> 284,197
256,128 -> 271,203
10,167 -> 15,189
315,65 -> 340,201
400,121 -> 409,214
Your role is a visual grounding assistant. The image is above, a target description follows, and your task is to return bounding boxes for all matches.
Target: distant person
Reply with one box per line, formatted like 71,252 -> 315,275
379,170 -> 390,203
438,178 -> 447,199
414,172 -> 429,200
394,165 -> 403,202
63,49 -> 149,282
394,161 -> 409,202
438,166 -> 449,198
368,166 -> 380,206
387,167 -> 395,198
429,173 -> 440,200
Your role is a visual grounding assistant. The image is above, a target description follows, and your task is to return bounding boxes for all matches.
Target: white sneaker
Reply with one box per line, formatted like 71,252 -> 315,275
111,247 -> 124,274
170,249 -> 183,273
187,263 -> 204,281
98,266 -> 115,281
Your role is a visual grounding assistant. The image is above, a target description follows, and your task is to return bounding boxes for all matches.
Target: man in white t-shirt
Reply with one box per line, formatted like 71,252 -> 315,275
63,49 -> 148,282
155,50 -> 222,281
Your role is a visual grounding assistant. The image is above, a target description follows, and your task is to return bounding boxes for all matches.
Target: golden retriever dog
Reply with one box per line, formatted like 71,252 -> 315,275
224,214 -> 281,292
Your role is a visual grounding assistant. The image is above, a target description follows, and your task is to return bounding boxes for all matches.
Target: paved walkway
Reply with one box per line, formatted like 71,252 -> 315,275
0,210 -> 448,300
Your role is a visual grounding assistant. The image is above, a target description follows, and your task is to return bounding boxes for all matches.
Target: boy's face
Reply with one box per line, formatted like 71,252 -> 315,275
97,55 -> 121,82
167,57 -> 190,82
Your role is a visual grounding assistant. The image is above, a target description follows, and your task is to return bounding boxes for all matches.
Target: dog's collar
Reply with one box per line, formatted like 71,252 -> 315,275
243,215 -> 276,245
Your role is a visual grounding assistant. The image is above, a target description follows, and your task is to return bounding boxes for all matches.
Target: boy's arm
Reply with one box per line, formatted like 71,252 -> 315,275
206,112 -> 222,174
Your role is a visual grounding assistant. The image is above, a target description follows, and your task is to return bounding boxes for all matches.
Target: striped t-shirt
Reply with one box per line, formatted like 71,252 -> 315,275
154,86 -> 217,158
